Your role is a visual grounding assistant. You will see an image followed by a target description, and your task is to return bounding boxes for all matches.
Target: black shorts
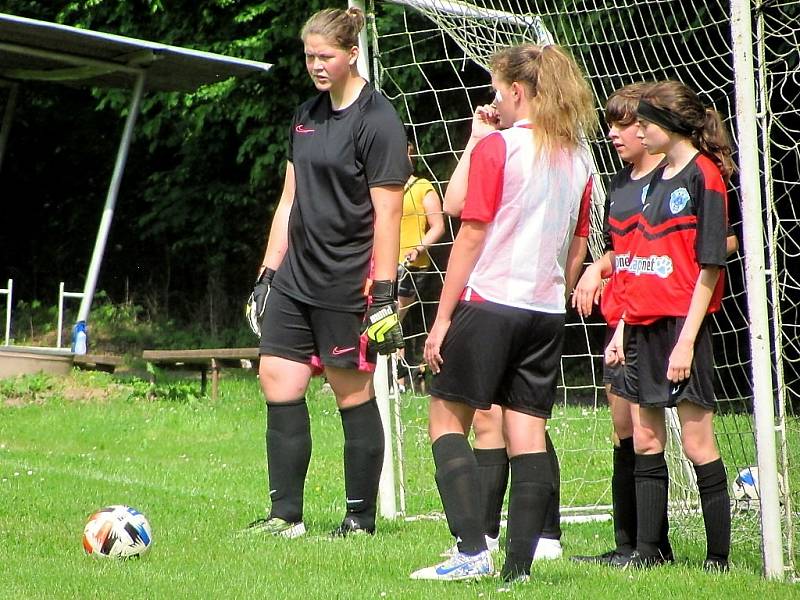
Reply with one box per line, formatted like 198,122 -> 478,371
602,326 -> 622,386
611,317 -> 716,410
429,300 -> 564,419
259,288 -> 376,373
397,265 -> 437,299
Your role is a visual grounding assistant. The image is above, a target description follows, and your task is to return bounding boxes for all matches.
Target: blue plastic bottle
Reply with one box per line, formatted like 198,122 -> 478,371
71,320 -> 88,355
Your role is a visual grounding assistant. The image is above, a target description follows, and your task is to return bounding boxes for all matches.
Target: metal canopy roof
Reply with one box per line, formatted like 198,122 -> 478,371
0,13 -> 272,92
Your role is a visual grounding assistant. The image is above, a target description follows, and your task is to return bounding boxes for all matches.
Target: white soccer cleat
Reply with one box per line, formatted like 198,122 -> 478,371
410,549 -> 495,581
440,534 -> 500,557
243,517 -> 306,538
533,537 -> 563,561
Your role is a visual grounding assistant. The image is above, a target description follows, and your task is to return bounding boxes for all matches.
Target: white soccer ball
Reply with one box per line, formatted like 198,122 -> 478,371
82,505 -> 153,558
731,466 -> 760,501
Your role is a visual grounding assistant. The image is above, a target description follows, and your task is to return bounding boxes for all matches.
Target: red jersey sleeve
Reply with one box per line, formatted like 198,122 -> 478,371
574,174 -> 593,238
461,133 -> 506,222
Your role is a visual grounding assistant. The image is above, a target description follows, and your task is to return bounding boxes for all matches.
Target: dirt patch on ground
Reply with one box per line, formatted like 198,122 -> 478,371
61,385 -> 115,403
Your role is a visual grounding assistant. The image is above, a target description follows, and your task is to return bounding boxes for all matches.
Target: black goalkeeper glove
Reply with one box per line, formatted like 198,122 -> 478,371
245,267 -> 276,336
362,279 -> 404,355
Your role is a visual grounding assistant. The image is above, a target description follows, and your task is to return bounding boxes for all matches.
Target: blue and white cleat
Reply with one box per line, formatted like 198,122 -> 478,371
410,549 -> 494,581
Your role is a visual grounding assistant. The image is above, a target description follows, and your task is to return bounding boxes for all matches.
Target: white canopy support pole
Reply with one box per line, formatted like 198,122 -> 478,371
0,82 -> 19,175
77,72 -> 146,324
1,278 -> 12,345
730,0 -> 784,579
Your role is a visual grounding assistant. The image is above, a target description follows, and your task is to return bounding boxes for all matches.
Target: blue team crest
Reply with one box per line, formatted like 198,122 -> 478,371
669,187 -> 691,214
640,184 -> 650,204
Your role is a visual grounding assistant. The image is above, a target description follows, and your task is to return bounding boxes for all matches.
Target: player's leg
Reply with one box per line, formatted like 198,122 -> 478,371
673,316 -> 729,570
410,396 -> 495,580
411,301 -> 510,580
501,409 -> 553,581
679,401 -> 730,570
536,429 -> 563,559
247,290 -> 317,537
498,308 -> 564,581
629,404 -> 669,566
326,365 -> 384,535
310,306 -> 385,536
608,387 -> 638,557
472,405 -> 507,550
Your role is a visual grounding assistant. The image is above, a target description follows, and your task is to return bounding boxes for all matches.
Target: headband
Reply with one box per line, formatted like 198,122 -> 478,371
637,100 -> 695,136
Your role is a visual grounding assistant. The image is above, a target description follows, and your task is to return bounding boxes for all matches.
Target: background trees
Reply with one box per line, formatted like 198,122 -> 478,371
1,0 -> 331,342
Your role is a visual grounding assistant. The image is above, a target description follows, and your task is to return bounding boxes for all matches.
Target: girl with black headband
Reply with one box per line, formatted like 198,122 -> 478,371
605,80 -> 735,571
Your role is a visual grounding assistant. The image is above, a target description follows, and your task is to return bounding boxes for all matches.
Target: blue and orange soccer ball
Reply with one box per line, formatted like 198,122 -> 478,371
82,505 -> 152,558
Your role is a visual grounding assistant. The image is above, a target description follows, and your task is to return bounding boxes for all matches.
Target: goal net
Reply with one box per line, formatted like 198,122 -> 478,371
367,0 -> 798,572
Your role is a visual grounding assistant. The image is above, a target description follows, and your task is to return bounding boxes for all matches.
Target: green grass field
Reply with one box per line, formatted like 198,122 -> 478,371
0,370 -> 797,599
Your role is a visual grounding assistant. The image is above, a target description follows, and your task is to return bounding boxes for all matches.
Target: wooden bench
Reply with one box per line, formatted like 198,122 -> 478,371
73,353 -> 124,373
142,348 -> 259,399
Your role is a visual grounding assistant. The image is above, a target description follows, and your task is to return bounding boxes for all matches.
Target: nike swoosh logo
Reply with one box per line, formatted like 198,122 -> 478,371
295,124 -> 315,134
331,346 -> 355,356
671,385 -> 682,395
269,489 -> 277,496
346,498 -> 364,505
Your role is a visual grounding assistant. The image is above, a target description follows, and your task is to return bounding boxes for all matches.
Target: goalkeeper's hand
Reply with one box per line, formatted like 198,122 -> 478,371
362,279 -> 404,355
245,267 -> 276,336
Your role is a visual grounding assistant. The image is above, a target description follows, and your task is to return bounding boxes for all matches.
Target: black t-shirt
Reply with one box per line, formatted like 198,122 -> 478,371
273,84 -> 411,312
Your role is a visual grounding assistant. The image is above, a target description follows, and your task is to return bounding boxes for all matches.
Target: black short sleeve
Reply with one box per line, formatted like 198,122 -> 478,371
356,95 -> 410,188
694,166 -> 728,267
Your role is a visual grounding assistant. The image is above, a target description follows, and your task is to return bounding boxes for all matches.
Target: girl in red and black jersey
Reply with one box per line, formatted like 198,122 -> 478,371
605,80 -> 735,571
410,44 -> 597,582
572,83 -> 674,566
245,7 -> 410,539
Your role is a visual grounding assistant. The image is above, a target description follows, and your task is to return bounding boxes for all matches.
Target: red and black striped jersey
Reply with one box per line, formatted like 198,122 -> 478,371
600,164 -> 658,327
617,153 -> 728,325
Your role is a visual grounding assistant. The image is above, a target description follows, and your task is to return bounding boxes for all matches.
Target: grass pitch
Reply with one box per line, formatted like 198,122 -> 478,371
0,370 -> 796,599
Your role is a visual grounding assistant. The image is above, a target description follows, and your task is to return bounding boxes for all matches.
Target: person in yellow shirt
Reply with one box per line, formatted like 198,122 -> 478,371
397,140 -> 445,391
398,141 -> 445,313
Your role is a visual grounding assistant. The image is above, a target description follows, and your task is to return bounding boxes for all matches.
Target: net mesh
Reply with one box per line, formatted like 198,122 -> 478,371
369,0 -> 798,572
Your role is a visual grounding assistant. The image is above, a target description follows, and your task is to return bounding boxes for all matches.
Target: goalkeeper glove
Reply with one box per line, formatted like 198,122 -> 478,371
362,279 -> 404,355
246,267 -> 276,336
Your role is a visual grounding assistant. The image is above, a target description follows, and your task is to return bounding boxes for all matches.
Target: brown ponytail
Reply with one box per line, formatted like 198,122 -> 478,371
698,107 -> 736,182
641,81 -> 735,182
301,6 -> 365,49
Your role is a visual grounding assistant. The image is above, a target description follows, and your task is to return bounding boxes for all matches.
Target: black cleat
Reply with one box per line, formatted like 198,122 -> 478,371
609,550 -> 666,569
703,558 -> 729,572
330,516 -> 375,537
571,549 -> 630,564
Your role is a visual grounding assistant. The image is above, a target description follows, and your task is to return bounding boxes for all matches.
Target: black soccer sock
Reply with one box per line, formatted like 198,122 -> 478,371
695,458 -> 731,562
541,431 -> 562,540
266,399 -> 312,523
474,447 -> 509,540
612,436 -> 637,554
432,433 -> 487,555
634,452 -> 669,558
340,398 -> 385,530
503,452 -> 554,579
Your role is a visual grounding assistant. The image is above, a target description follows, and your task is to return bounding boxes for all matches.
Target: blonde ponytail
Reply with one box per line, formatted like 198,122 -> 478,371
490,44 -> 597,156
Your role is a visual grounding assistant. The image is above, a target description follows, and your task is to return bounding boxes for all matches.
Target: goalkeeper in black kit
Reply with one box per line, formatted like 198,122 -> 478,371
244,6 -> 409,539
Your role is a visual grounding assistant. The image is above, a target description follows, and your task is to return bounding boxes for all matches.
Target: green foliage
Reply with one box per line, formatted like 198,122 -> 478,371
0,372 -> 57,403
